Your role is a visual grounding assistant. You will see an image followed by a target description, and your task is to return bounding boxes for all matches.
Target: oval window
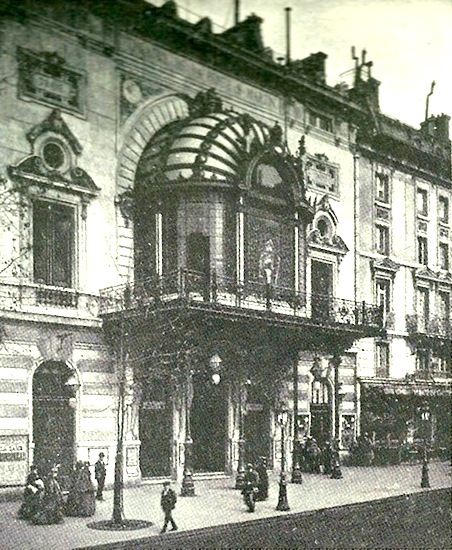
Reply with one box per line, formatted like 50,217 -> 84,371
42,141 -> 66,170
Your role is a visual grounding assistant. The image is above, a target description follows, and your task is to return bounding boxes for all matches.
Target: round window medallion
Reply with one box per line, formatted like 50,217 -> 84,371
42,141 -> 66,170
317,218 -> 330,238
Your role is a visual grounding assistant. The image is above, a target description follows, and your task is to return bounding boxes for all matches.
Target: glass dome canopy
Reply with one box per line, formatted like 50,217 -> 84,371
136,110 -> 273,188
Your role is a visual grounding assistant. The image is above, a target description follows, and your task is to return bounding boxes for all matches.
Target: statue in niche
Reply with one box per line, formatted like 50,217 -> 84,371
259,239 -> 280,285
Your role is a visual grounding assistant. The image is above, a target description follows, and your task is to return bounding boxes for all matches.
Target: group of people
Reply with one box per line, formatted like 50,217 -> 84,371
18,453 -> 107,525
297,437 -> 342,478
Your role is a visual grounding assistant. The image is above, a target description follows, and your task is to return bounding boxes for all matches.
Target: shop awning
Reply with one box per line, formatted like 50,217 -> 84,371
359,377 -> 452,398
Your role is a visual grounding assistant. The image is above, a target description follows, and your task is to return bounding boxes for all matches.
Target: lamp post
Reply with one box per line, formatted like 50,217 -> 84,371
235,378 -> 250,489
181,369 -> 195,497
420,402 -> 431,488
291,357 -> 303,484
276,409 -> 290,511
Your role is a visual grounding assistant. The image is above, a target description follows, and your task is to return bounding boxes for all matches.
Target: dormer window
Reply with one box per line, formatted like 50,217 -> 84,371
308,110 -> 333,133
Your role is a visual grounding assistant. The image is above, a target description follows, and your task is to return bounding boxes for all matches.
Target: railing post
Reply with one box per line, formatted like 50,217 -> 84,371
266,282 -> 272,311
179,268 -> 187,299
211,268 -> 217,303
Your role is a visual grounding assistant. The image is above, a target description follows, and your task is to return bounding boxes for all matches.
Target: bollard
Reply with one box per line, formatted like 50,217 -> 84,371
421,459 -> 430,488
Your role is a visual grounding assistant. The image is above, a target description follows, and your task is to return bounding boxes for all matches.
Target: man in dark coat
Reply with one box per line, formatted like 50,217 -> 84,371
160,481 -> 178,533
254,457 -> 269,501
94,452 -> 106,501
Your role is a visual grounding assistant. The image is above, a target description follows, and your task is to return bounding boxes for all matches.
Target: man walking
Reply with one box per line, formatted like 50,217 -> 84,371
160,480 -> 178,533
94,452 -> 106,501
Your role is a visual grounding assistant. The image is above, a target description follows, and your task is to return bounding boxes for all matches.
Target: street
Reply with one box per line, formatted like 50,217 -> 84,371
78,488 -> 451,550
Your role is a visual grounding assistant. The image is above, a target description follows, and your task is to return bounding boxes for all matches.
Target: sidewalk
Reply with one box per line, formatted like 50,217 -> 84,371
2,462 -> 451,550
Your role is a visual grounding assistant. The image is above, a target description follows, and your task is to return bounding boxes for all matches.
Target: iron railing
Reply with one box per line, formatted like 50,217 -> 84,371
406,314 -> 451,338
99,269 -> 383,329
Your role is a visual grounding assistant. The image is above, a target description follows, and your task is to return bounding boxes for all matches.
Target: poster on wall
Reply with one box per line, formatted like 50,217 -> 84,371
0,435 -> 28,486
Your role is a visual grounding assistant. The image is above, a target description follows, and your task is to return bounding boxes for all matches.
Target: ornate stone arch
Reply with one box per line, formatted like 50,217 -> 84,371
115,93 -> 190,279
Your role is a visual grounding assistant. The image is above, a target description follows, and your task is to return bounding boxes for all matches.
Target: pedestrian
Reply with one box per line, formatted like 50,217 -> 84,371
241,463 -> 260,512
160,480 -> 178,533
18,465 -> 44,520
32,464 -> 65,525
254,456 -> 268,501
66,461 -> 96,517
94,452 -> 106,501
322,441 -> 333,475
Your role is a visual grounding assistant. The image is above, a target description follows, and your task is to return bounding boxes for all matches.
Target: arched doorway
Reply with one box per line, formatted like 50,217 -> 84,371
191,371 -> 228,473
33,361 -> 77,488
139,381 -> 172,478
244,385 -> 271,466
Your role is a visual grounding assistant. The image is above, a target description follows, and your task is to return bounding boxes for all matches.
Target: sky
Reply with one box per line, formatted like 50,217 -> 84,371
151,0 -> 452,129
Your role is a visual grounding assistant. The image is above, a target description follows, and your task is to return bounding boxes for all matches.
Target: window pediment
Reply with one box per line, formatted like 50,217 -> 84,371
372,257 -> 400,278
8,156 -> 99,198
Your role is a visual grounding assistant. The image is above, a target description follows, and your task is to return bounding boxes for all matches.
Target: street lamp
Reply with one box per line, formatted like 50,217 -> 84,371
276,409 -> 290,511
181,369 -> 195,497
235,378 -> 250,490
65,373 -> 80,409
209,353 -> 222,385
420,401 -> 431,488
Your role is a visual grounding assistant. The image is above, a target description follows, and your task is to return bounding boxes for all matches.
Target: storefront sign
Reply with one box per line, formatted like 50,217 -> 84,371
126,446 -> 139,468
0,435 -> 28,485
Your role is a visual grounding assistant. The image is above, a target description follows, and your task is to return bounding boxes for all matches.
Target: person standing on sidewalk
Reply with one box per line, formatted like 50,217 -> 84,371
160,481 -> 178,533
94,452 -> 106,501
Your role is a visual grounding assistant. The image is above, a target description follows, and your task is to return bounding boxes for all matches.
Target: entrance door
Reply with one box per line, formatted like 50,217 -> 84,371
191,371 -> 227,472
139,383 -> 172,478
311,260 -> 333,321
33,361 -> 76,490
244,406 -> 270,465
310,404 -> 331,448
186,233 -> 210,299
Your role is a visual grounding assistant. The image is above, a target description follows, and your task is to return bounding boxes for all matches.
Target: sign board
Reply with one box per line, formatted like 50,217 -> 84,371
0,435 -> 28,486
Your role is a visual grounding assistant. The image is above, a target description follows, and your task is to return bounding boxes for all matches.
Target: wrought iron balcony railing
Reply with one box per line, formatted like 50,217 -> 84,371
99,269 -> 383,329
0,280 -> 100,318
406,314 -> 451,338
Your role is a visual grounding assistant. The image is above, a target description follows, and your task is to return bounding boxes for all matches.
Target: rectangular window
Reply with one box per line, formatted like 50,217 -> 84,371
417,287 -> 429,332
417,188 -> 428,216
376,341 -> 390,377
309,110 -> 333,133
438,196 -> 449,224
376,225 -> 389,255
33,201 -> 74,288
417,236 -> 428,265
416,349 -> 429,372
376,173 -> 389,203
376,278 -> 390,319
439,242 -> 449,270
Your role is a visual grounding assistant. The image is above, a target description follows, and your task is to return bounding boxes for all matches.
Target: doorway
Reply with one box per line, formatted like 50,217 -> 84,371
32,361 -> 77,490
139,382 -> 173,478
191,370 -> 228,472
244,406 -> 271,466
310,404 -> 331,447
311,260 -> 334,321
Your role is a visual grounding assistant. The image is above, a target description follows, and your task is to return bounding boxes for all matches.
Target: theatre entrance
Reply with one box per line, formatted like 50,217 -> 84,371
139,382 -> 172,478
191,371 -> 228,472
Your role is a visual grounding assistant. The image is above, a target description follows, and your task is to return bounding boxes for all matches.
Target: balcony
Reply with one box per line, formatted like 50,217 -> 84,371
99,269 -> 383,331
406,314 -> 451,339
0,280 -> 100,319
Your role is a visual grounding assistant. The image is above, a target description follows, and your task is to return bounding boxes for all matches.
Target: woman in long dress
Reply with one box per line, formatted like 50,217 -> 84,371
32,465 -> 65,524
18,465 -> 44,520
66,461 -> 96,517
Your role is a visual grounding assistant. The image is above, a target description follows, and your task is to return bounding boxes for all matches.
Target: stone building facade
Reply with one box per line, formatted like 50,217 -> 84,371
0,0 -> 448,488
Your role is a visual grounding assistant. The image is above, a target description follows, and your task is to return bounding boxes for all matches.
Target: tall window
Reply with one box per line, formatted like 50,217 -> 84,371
416,349 -> 429,372
438,196 -> 449,224
376,341 -> 390,377
376,173 -> 389,203
376,225 -> 389,255
438,292 -> 450,333
417,236 -> 428,265
439,242 -> 449,271
417,287 -> 429,332
376,278 -> 390,319
33,201 -> 74,288
417,188 -> 428,216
